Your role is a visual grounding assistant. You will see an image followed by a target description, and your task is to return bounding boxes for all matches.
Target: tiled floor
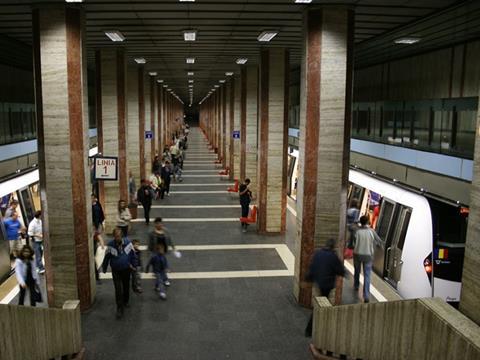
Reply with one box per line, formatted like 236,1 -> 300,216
82,128 -> 312,359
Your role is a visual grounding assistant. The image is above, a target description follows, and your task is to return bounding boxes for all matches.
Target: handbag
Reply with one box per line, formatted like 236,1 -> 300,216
32,285 -> 43,303
343,247 -> 354,260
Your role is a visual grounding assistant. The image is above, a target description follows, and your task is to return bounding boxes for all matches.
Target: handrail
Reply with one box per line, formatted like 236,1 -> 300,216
312,297 -> 480,360
0,300 -> 82,360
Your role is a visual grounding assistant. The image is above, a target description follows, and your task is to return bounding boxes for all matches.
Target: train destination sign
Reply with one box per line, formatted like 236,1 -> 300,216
94,156 -> 118,181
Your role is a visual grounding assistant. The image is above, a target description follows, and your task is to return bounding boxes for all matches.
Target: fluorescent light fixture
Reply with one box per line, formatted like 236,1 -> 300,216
148,71 -> 157,76
188,80 -> 194,83
214,85 -> 220,88
394,37 -> 421,45
183,29 -> 197,41
134,58 -> 146,64
163,85 -> 168,88
187,72 -> 194,76
189,85 -> 193,88
294,0 -> 312,3
257,30 -> 278,42
236,58 -> 248,65
104,30 -> 125,42
167,88 -> 172,91
157,79 -> 164,83
186,57 -> 195,64
219,79 -> 226,83
66,0 -> 84,2
225,72 -> 234,76
179,0 -> 195,2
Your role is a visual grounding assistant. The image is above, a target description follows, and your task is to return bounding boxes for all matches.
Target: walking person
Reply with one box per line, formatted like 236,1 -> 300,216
152,156 -> 161,175
146,243 -> 169,300
102,228 -> 136,318
91,194 -> 105,233
346,200 -> 360,249
128,171 -> 137,204
15,245 -> 41,306
137,179 -> 153,225
4,211 -> 25,257
239,178 -> 252,232
160,161 -> 172,198
304,238 -> 345,337
354,215 -> 382,303
131,239 -> 143,293
116,200 -> 132,237
27,211 -> 44,274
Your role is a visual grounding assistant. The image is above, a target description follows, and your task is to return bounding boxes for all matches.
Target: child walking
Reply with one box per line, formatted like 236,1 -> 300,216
146,244 -> 169,300
131,239 -> 143,293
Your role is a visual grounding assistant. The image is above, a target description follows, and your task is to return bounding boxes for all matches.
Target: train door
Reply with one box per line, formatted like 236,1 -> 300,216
17,187 -> 35,224
0,219 -> 10,281
385,206 -> 412,287
373,198 -> 396,277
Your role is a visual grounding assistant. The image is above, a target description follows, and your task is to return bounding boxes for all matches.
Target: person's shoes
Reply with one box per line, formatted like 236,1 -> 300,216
242,228 -> 247,233
38,269 -> 45,274
364,299 -> 370,303
146,222 -> 150,226
354,287 -> 359,291
155,287 -> 160,292
167,193 -> 170,197
159,292 -> 167,300
164,280 -> 171,287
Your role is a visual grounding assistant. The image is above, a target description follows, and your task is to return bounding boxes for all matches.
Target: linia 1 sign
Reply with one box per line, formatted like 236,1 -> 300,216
94,156 -> 118,181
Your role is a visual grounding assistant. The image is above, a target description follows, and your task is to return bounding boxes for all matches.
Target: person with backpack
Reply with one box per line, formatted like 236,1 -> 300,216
148,218 -> 175,287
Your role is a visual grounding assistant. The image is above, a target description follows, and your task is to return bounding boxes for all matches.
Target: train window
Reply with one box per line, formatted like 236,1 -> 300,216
349,185 -> 364,208
395,208 -> 411,251
376,200 -> 395,241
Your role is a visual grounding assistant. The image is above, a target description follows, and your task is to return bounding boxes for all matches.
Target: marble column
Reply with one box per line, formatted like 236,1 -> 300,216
257,48 -> 289,234
95,52 -> 105,205
221,85 -> 227,168
33,5 -> 94,310
157,83 -> 163,154
150,76 -> 157,160
138,67 -> 146,180
460,98 -> 480,325
294,7 -> 354,307
144,74 -> 151,171
240,66 -> 259,194
233,76 -> 241,180
225,79 -> 234,177
127,66 -> 140,186
98,48 -> 129,233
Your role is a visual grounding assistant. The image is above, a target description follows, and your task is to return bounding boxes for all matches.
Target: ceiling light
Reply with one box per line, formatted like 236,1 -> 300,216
257,30 -> 278,42
148,72 -> 157,76
236,58 -> 248,65
157,79 -> 164,83
214,85 -> 220,88
179,0 -> 195,2
104,30 -> 125,42
66,0 -> 84,2
394,37 -> 421,45
183,30 -> 197,41
219,79 -> 226,83
163,85 -> 168,88
187,72 -> 194,76
188,80 -> 194,83
294,0 -> 312,3
225,72 -> 234,76
186,57 -> 195,64
134,57 -> 146,64
167,88 -> 172,91
189,85 -> 193,88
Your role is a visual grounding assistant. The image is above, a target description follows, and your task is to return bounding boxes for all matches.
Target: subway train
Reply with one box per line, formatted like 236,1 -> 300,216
288,151 -> 466,304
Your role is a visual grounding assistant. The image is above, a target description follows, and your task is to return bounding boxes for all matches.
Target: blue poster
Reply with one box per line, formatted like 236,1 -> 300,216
145,131 -> 153,139
232,130 -> 240,139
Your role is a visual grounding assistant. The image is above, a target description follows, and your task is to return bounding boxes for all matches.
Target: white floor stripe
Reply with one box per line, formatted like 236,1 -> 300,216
287,204 -> 297,217
137,244 -> 283,251
183,161 -> 216,164
181,175 -> 224,177
169,190 -> 228,194
132,217 -> 238,222
145,205 -> 240,209
182,170 -> 220,173
171,183 -> 233,186
100,270 -> 292,280
0,286 -> 19,304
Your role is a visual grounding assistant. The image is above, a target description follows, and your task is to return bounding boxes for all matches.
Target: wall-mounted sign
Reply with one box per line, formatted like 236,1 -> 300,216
94,156 -> 118,181
145,130 -> 153,139
232,130 -> 240,139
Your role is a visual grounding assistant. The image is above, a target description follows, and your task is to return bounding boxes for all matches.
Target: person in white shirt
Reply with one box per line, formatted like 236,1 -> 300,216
15,245 -> 40,306
28,210 -> 44,274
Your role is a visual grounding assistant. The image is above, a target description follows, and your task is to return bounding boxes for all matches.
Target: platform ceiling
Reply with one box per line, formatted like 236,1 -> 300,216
0,0 -> 478,104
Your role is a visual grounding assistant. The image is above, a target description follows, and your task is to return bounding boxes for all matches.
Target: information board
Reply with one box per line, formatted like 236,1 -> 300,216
145,130 -> 153,139
94,156 -> 118,181
232,130 -> 240,139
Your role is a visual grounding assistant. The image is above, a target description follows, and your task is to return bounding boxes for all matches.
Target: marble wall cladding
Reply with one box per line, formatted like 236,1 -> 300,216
144,74 -> 151,169
224,82 -> 231,171
233,75 -> 241,180
35,7 -> 94,308
127,66 -> 140,185
150,77 -> 157,159
460,96 -> 480,325
100,49 -> 128,233
221,85 -> 227,167
245,66 -> 258,194
258,49 -> 288,233
138,66 -> 146,180
294,7 -> 352,305
157,85 -> 163,153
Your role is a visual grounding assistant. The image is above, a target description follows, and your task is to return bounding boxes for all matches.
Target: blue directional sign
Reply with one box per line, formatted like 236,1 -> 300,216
145,130 -> 153,139
232,130 -> 240,139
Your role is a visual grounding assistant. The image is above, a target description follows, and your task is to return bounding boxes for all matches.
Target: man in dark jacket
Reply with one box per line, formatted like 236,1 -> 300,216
102,228 -> 135,318
160,161 -> 172,198
305,238 -> 346,337
91,194 -> 105,232
137,179 -> 153,225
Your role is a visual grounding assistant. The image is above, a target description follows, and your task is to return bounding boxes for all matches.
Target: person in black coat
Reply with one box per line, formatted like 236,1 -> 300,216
160,161 -> 172,198
304,238 -> 346,337
137,179 -> 153,225
91,194 -> 105,232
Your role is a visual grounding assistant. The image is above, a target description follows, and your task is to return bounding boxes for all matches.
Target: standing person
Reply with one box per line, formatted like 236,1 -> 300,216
152,156 -> 161,175
131,239 -> 143,293
160,161 -> 172,198
128,171 -> 137,204
91,194 -> 105,233
304,238 -> 346,337
137,179 -> 153,225
149,172 -> 163,199
4,212 -> 25,257
146,243 -> 169,300
346,200 -> 360,249
5,199 -> 19,218
15,245 -> 40,306
239,178 -> 252,233
102,228 -> 135,318
27,211 -> 44,274
116,200 -> 132,237
353,215 -> 382,303
93,231 -> 105,282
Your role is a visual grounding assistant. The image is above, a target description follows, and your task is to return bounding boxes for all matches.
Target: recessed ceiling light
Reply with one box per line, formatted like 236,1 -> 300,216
225,72 -> 234,76
134,58 -> 146,64
188,72 -> 194,76
157,79 -> 164,83
167,88 -> 172,91
214,85 -> 220,88
257,30 -> 278,42
65,0 -> 84,2
163,85 -> 168,88
236,58 -> 248,65
294,0 -> 312,3
186,57 -> 195,64
219,79 -> 226,83
188,80 -> 194,83
179,0 -> 195,2
148,72 -> 157,76
183,29 -> 197,41
104,30 -> 125,42
189,85 -> 193,88
394,37 -> 421,45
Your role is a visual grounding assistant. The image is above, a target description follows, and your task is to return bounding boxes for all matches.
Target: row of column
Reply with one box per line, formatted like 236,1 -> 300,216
32,5 -> 183,310
200,7 -> 354,307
